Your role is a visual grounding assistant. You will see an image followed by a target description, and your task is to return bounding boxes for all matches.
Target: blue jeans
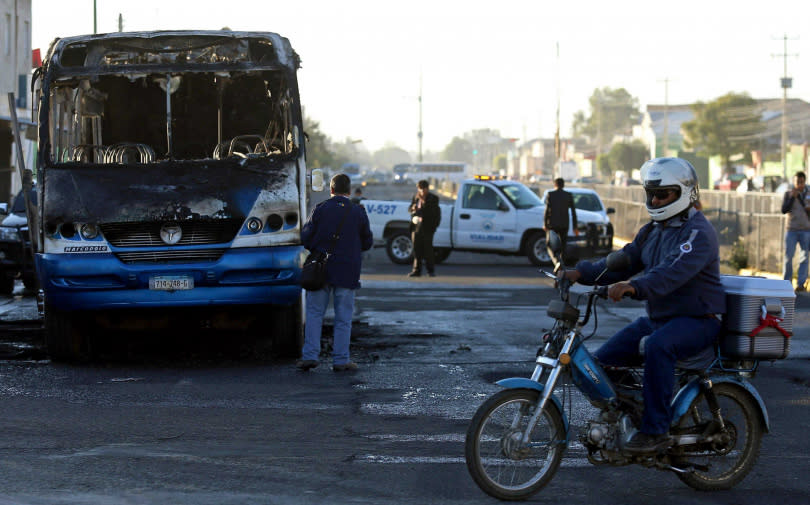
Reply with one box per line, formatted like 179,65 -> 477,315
784,229 -> 810,288
301,285 -> 356,365
594,316 -> 720,435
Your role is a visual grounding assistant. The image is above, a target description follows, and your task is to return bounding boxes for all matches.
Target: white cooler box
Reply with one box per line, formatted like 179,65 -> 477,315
720,275 -> 794,359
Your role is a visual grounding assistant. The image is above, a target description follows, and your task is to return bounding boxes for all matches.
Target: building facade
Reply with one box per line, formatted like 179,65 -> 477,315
0,0 -> 34,204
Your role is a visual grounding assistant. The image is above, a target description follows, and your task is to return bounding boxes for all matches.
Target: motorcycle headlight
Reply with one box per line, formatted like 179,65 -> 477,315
0,226 -> 20,242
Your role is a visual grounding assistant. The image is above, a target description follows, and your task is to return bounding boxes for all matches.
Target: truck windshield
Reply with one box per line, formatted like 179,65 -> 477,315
499,183 -> 543,209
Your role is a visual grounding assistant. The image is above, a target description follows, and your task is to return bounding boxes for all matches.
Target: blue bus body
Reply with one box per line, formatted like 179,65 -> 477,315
33,31 -> 309,359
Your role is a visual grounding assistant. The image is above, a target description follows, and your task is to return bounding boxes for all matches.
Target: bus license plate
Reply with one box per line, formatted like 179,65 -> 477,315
149,275 -> 194,291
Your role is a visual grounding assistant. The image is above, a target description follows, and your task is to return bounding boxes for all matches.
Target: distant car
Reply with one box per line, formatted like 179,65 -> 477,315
714,173 -> 747,191
0,187 -> 37,294
572,176 -> 603,185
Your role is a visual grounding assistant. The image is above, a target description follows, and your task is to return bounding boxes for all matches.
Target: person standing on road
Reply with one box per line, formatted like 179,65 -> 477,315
544,178 -> 578,272
561,157 -> 725,453
408,180 -> 441,277
351,187 -> 365,206
781,171 -> 810,292
297,174 -> 373,372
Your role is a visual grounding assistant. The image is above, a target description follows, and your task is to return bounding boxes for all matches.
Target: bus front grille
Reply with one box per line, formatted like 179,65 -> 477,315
115,249 -> 227,264
101,220 -> 242,247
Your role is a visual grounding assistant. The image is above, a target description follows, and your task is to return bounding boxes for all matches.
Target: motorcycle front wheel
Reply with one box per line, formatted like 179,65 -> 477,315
465,388 -> 566,501
672,382 -> 763,491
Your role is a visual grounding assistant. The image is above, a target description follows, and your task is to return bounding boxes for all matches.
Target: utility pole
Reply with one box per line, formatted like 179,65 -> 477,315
658,77 -> 671,158
93,0 -> 97,34
417,72 -> 423,163
772,34 -> 798,180
554,42 -> 561,179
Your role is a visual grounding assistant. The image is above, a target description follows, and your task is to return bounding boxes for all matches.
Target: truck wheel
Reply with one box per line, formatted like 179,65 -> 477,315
527,232 -> 553,266
45,305 -> 89,362
386,231 -> 413,265
434,248 -> 451,264
0,276 -> 14,295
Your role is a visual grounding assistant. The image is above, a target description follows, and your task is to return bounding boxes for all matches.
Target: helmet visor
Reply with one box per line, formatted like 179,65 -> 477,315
645,186 -> 681,207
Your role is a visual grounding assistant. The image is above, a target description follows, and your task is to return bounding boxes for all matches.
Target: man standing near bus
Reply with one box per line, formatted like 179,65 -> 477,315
408,180 -> 441,277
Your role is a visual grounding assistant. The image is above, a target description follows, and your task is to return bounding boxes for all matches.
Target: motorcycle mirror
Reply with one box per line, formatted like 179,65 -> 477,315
605,250 -> 631,272
547,230 -> 562,255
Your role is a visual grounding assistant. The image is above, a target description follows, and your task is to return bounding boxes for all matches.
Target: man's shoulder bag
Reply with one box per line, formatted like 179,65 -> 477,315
300,204 -> 352,291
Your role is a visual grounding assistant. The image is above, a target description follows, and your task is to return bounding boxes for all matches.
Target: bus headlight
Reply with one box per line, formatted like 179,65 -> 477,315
246,217 -> 263,233
80,223 -> 99,239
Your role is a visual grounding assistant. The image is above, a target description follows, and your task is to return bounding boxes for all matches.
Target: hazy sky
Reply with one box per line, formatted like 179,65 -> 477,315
32,0 -> 810,155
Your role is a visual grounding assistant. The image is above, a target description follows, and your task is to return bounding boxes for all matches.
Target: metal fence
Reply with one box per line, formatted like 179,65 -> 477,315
599,186 -> 787,275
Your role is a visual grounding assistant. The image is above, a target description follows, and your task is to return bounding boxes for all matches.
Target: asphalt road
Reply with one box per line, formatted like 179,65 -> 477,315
0,183 -> 808,504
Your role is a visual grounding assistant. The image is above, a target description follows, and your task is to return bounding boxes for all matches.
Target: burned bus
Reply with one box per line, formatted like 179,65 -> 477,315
32,31 -> 318,360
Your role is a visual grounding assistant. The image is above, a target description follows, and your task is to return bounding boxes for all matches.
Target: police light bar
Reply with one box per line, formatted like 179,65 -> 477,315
474,175 -> 505,181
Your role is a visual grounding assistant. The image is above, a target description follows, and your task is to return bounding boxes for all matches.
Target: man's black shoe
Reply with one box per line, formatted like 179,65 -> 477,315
427,272 -> 436,277
624,432 -> 671,454
295,359 -> 318,371
407,271 -> 421,277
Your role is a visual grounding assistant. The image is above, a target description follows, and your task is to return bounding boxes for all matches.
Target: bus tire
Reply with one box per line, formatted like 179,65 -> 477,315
272,301 -> 303,358
45,304 -> 89,362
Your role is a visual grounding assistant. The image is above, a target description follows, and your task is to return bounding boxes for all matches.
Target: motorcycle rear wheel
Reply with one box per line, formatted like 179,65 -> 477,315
465,389 -> 565,500
673,382 -> 763,490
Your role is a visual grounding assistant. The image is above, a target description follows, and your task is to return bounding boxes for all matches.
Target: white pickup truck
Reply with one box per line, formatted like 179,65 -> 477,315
364,177 -> 615,266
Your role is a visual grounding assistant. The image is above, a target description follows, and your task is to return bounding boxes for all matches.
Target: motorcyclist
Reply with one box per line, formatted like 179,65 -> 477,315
561,157 -> 726,454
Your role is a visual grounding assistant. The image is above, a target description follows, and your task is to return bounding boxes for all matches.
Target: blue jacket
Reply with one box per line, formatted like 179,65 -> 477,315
301,195 -> 373,289
575,208 -> 726,320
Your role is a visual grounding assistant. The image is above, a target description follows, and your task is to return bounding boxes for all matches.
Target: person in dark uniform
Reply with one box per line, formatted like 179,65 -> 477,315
408,180 -> 441,277
544,178 -> 578,272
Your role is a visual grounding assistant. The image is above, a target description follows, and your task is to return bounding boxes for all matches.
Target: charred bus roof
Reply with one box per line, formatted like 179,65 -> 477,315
43,30 -> 301,77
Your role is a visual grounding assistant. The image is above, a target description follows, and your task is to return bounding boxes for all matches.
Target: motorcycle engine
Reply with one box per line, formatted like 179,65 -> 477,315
584,414 -> 637,452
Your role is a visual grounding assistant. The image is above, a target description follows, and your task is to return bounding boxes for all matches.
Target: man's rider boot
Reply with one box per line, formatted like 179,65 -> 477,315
624,432 -> 671,454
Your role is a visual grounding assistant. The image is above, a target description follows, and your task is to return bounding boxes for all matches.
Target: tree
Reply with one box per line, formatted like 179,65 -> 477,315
303,116 -> 345,169
605,140 -> 649,176
493,154 -> 507,173
373,144 -> 411,170
681,92 -> 765,172
572,87 -> 641,154
441,136 -> 474,163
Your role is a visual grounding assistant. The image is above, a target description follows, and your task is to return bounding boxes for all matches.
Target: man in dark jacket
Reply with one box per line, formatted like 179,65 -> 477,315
562,157 -> 725,453
408,180 -> 441,277
780,171 -> 810,292
297,174 -> 373,372
544,178 -> 578,272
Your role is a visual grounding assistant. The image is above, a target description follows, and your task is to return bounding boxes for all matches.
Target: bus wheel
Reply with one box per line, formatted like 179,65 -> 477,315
272,301 -> 303,358
45,304 -> 89,362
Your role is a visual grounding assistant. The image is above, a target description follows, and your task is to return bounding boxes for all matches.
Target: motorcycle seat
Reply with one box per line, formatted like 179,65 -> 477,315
639,336 -> 717,371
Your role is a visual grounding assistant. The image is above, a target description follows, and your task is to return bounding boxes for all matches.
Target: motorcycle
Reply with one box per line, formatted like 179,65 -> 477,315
464,249 -> 768,500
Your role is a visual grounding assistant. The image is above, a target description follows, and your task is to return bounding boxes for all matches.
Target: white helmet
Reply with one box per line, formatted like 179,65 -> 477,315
640,157 -> 699,221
